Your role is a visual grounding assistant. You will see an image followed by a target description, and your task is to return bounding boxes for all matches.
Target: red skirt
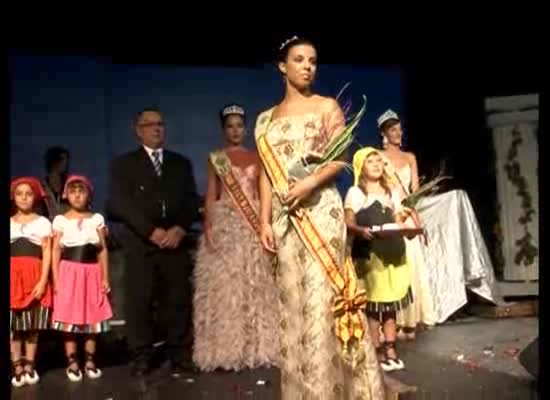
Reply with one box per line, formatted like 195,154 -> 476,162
10,256 -> 53,310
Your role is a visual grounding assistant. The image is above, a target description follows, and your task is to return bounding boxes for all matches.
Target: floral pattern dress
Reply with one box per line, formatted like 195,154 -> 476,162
255,108 -> 386,400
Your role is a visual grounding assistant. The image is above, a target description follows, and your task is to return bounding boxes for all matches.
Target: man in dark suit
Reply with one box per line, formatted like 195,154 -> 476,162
107,108 -> 199,378
40,146 -> 71,219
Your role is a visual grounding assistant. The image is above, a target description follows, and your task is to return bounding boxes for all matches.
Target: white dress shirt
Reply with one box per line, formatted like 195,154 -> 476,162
143,145 -> 164,165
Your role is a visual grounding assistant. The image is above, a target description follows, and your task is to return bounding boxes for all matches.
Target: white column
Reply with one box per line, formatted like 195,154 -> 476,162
486,95 -> 539,288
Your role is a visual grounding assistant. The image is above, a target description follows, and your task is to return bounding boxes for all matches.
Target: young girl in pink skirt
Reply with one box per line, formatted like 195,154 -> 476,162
51,175 -> 112,382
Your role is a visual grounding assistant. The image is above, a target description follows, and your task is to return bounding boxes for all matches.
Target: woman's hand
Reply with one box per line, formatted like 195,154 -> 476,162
397,221 -> 409,230
31,280 -> 47,299
395,206 -> 414,223
282,176 -> 316,211
204,220 -> 215,250
204,228 -> 214,250
260,223 -> 276,254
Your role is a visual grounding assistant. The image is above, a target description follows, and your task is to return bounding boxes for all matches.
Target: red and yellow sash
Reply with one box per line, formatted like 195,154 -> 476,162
256,134 -> 367,351
209,151 -> 262,237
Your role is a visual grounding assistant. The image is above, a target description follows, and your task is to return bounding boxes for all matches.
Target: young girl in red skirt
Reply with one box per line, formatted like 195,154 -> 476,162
10,177 -> 54,388
51,175 -> 113,382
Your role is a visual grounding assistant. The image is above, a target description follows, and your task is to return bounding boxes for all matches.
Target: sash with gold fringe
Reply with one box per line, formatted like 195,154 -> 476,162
256,134 -> 367,356
209,151 -> 262,237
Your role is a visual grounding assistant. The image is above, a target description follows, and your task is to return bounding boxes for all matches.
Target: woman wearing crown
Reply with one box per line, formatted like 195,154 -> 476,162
377,109 -> 500,334
192,104 -> 280,372
255,36 -> 385,399
376,109 -> 437,338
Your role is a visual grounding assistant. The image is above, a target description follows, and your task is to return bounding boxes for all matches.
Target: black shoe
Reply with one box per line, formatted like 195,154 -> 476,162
169,360 -> 196,378
131,356 -> 151,377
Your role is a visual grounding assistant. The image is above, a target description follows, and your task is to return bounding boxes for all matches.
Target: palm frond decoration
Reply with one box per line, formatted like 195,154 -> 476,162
342,99 -> 353,120
288,92 -> 367,181
401,164 -> 451,208
336,82 -> 354,122
321,95 -> 367,164
336,81 -> 351,102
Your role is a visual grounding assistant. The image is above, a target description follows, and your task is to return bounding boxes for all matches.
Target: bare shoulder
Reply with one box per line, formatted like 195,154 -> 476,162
257,107 -> 276,122
254,108 -> 275,138
317,95 -> 340,112
404,151 -> 418,164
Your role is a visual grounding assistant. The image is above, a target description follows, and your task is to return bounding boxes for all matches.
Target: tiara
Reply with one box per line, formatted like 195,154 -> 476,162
222,105 -> 245,117
279,35 -> 299,51
377,109 -> 400,128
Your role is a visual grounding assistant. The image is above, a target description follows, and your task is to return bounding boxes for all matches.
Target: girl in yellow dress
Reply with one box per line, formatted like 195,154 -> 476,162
344,147 -> 415,372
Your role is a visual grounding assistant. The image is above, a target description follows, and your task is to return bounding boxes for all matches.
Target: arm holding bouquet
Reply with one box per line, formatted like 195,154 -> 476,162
283,96 -> 368,212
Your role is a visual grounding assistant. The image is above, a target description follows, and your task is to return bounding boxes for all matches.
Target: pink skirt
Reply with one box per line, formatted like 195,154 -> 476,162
53,260 -> 113,326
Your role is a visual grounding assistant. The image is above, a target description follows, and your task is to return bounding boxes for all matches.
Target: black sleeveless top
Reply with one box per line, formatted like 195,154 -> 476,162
351,200 -> 406,266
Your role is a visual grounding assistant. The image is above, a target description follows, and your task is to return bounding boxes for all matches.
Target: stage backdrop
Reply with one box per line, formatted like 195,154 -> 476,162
10,55 -> 405,213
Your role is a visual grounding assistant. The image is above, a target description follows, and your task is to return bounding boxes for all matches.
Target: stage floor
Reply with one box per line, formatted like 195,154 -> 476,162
10,316 -> 538,399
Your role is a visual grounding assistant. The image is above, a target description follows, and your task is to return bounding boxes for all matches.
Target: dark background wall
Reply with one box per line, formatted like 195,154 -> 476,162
9,55 -> 405,208
9,30 -> 541,275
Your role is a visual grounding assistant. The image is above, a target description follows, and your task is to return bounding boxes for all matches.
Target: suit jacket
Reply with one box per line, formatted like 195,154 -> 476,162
106,147 -> 199,251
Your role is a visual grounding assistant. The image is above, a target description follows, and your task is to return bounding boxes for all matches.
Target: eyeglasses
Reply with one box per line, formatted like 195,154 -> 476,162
138,121 -> 166,128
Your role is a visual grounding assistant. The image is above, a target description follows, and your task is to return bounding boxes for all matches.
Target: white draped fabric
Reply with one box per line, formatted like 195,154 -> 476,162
387,160 -> 501,324
416,190 -> 501,323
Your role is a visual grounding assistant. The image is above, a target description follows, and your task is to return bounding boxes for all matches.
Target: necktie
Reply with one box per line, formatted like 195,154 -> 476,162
152,150 -> 162,176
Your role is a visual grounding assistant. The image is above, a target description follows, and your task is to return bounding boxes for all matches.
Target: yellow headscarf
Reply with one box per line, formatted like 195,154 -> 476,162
352,147 -> 379,186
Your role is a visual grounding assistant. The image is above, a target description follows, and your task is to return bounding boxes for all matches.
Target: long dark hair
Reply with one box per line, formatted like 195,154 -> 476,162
380,118 -> 406,149
379,118 -> 400,135
65,181 -> 93,210
276,36 -> 316,63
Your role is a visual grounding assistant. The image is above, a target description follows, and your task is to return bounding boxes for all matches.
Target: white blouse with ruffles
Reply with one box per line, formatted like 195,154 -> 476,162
52,213 -> 105,247
344,186 -> 402,214
10,216 -> 52,245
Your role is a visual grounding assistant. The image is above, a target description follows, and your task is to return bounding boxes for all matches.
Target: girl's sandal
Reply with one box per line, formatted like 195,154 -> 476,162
66,353 -> 83,382
84,352 -> 102,379
11,359 -> 26,388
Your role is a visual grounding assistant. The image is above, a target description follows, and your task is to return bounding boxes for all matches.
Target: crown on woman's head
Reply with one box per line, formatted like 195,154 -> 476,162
222,105 -> 245,117
377,109 -> 400,128
279,35 -> 299,51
